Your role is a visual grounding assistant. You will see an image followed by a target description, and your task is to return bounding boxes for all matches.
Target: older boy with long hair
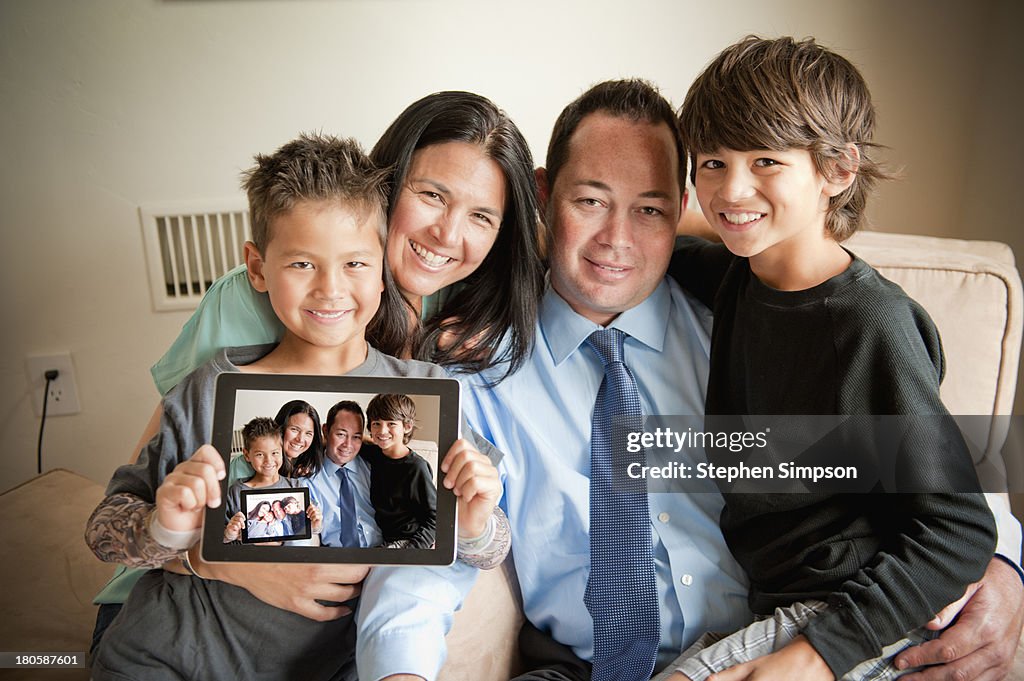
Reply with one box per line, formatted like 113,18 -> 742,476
665,36 -> 997,680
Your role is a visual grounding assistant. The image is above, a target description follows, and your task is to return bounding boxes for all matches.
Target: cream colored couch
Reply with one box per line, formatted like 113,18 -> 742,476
1,231 -> 1022,681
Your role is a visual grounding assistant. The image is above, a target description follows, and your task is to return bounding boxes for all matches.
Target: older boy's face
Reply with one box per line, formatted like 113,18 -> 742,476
324,410 -> 363,466
369,419 -> 409,453
245,200 -> 385,358
541,113 -> 682,326
693,148 -> 838,266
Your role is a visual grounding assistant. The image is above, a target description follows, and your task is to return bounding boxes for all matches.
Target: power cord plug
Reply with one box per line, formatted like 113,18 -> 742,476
38,369 -> 60,475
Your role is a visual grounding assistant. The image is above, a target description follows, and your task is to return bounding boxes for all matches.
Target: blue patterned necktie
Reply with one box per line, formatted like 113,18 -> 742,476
338,466 -> 360,547
585,328 -> 659,681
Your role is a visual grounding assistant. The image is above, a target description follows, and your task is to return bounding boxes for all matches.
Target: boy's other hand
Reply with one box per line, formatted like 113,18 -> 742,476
224,512 -> 245,542
155,444 -> 225,532
895,557 -> 1024,680
199,553 -> 370,621
307,503 -> 323,534
441,438 -> 501,539
705,636 -> 832,681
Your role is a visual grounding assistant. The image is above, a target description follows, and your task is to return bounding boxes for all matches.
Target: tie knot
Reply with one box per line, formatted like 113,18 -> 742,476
586,328 -> 626,366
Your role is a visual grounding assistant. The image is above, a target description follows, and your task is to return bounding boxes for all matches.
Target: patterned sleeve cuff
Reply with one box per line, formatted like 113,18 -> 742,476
457,507 -> 511,570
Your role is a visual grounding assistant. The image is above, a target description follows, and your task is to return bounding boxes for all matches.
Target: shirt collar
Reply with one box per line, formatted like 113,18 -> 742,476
539,276 -> 672,365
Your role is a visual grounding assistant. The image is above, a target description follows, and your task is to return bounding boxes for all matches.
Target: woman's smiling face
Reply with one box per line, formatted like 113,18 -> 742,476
282,412 -> 315,460
386,142 -> 506,304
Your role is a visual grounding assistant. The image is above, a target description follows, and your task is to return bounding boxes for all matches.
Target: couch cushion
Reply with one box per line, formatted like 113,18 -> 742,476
0,468 -> 110,680
847,232 -> 1024,492
848,231 -> 1022,417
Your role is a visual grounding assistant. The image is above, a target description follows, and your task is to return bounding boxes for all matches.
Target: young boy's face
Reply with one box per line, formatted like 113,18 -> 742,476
694,148 -> 844,263
243,435 -> 283,479
245,199 -> 385,356
369,419 -> 410,454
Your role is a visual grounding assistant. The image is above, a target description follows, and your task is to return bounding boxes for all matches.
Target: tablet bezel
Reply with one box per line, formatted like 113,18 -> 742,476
201,372 -> 459,566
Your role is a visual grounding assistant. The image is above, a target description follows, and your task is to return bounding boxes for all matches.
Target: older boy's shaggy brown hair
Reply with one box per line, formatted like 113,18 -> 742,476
678,36 -> 890,240
366,394 -> 417,445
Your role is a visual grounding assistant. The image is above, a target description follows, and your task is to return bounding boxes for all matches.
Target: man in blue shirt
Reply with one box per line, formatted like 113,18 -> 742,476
357,80 -> 1024,681
310,401 -> 382,547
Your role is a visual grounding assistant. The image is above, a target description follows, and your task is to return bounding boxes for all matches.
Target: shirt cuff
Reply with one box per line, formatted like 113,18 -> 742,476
148,510 -> 201,550
356,563 -> 478,681
995,553 -> 1024,585
986,493 -> 1023,583
457,512 -> 496,554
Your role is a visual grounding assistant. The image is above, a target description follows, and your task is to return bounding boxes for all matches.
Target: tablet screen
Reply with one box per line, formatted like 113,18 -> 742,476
201,372 -> 460,566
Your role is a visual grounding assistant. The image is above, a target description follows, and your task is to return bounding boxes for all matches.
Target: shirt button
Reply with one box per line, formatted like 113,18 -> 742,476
681,574 -> 694,586
657,512 -> 670,523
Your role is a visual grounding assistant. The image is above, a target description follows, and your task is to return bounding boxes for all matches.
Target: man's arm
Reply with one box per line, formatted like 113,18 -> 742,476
894,557 -> 1023,679
357,561 -> 479,680
893,554 -> 1024,680
357,442 -> 510,678
887,466 -> 1024,678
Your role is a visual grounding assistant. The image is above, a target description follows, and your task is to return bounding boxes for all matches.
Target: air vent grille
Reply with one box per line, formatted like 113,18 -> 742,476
140,199 -> 250,311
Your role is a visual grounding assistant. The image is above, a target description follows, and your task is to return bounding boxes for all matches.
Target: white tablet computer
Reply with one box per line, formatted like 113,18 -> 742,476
201,372 -> 460,566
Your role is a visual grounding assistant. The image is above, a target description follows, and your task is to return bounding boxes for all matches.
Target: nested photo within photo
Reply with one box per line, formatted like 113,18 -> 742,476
237,487 -> 313,544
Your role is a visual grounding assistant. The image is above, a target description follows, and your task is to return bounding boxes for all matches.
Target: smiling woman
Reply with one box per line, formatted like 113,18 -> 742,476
227,399 -> 324,486
148,90 -> 545,397
388,141 -> 506,310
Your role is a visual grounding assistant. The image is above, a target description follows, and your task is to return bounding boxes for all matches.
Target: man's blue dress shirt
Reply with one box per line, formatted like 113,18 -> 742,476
357,278 -> 752,679
306,455 -> 381,548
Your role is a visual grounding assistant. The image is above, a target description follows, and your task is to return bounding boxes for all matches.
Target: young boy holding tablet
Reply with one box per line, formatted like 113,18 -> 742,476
85,133 -> 506,679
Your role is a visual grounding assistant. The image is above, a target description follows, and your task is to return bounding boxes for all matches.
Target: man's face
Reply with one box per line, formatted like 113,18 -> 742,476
324,409 -> 363,466
543,113 -> 683,326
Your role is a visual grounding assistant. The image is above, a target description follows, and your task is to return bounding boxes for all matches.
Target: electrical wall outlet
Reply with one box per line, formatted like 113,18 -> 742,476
26,353 -> 82,416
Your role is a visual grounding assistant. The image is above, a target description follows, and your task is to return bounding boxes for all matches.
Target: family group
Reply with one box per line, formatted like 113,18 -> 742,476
84,35 -> 1022,681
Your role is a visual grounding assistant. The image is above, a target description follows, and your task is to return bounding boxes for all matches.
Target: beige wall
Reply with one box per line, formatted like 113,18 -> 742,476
2,0 -> 1021,492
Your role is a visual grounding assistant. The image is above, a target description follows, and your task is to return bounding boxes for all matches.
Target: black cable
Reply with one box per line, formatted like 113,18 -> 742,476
37,369 -> 58,476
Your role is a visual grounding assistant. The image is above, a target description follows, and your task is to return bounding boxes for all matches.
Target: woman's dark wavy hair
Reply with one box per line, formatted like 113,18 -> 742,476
273,400 -> 323,478
370,91 -> 545,382
247,501 -> 272,522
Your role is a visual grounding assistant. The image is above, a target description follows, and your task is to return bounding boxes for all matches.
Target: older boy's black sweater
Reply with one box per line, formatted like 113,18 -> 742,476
359,443 -> 437,549
669,237 -> 997,677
